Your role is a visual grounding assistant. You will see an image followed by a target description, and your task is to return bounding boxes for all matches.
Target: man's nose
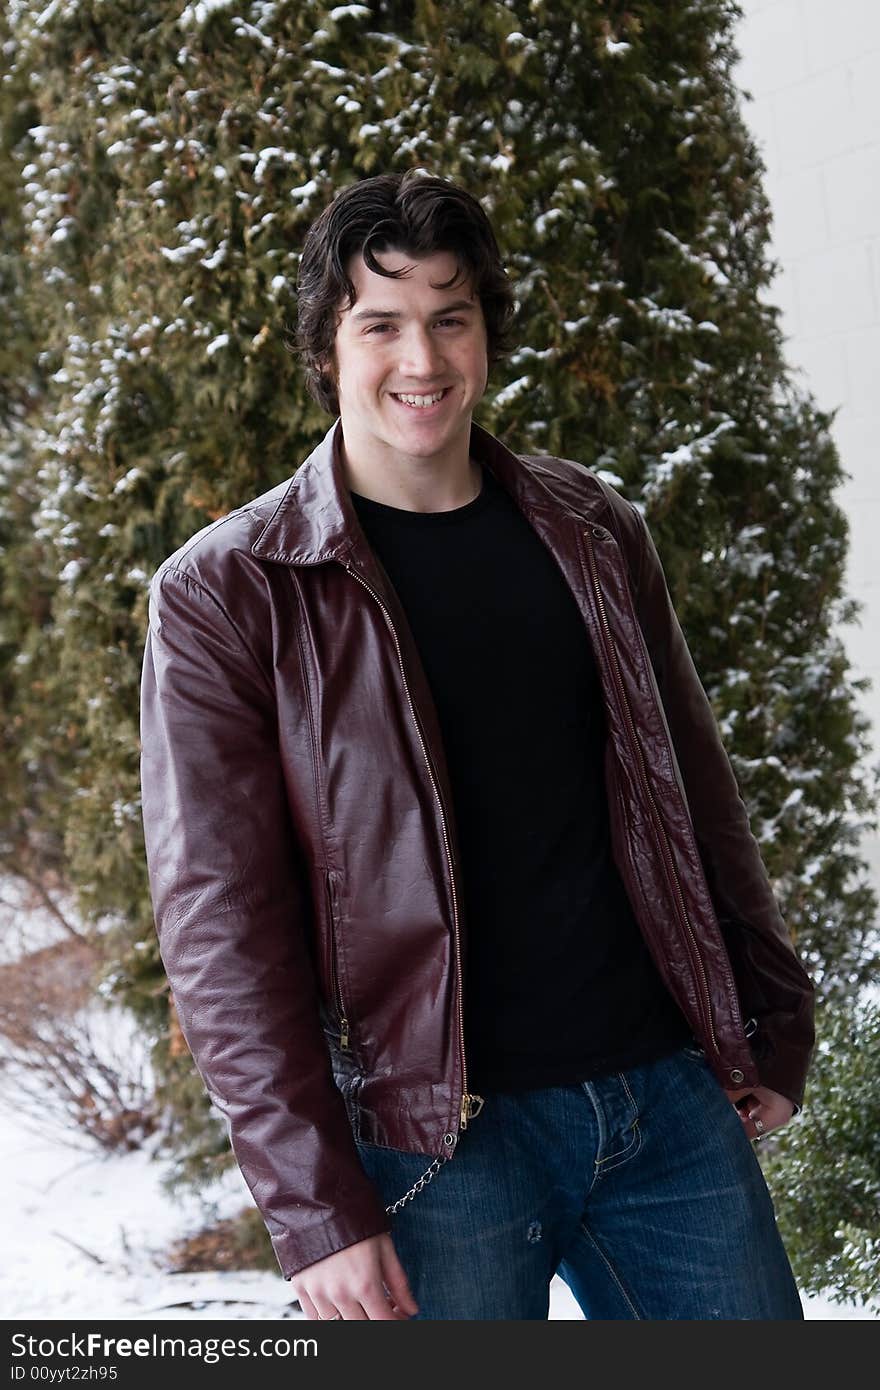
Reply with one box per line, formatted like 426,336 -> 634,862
397,327 -> 445,376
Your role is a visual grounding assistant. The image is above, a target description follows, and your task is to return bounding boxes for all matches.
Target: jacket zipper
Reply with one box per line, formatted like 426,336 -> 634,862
324,869 -> 350,1052
344,564 -> 483,1139
581,525 -> 719,1054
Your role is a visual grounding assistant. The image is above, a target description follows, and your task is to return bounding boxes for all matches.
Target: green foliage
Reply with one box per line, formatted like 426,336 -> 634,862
0,0 -> 877,1293
168,1205 -> 277,1275
761,997 -> 880,1310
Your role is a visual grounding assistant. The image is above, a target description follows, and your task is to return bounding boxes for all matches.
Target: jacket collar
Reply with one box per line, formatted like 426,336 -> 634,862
250,416 -> 604,568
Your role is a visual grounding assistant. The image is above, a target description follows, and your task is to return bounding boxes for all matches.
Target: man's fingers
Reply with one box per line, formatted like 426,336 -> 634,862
294,1282 -> 405,1322
295,1289 -> 319,1320
379,1238 -> 420,1317
727,1092 -> 766,1142
288,1234 -> 417,1321
334,1297 -> 369,1320
362,1287 -> 410,1320
745,1107 -> 766,1142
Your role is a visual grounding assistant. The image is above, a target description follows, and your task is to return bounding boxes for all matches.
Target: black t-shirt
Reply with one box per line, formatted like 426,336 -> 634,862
349,460 -> 692,1093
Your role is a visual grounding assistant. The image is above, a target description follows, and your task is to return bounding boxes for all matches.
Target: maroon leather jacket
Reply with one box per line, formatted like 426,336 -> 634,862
139,417 -> 815,1281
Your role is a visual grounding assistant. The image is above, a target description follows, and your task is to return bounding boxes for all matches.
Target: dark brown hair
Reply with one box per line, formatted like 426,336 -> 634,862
288,170 -> 517,416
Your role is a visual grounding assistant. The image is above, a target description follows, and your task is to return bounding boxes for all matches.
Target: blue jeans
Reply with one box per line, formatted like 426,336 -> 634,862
354,1043 -> 803,1319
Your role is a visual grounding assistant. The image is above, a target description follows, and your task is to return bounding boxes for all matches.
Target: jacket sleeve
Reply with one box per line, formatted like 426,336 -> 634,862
627,503 -> 816,1114
139,564 -> 391,1279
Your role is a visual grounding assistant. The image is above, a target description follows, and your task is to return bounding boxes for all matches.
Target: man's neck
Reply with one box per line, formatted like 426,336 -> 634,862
342,449 -> 483,513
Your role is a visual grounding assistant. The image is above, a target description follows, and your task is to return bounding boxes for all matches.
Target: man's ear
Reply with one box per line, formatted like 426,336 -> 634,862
318,352 -> 338,384
317,351 -> 340,411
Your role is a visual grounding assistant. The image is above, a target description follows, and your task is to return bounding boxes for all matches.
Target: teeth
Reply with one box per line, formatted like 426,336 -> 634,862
394,390 -> 446,407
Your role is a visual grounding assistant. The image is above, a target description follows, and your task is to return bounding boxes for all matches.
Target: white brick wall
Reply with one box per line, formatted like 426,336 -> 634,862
735,1 -> 880,883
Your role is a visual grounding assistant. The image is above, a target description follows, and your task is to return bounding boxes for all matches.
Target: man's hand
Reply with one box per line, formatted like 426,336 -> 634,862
290,1232 -> 419,1321
724,1083 -> 795,1142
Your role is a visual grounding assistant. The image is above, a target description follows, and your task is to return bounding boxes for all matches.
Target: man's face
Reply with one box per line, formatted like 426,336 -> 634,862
323,246 -> 489,468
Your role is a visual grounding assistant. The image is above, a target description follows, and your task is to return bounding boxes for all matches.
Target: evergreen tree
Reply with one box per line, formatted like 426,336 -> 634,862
762,997 -> 880,1307
1,0 -> 876,1291
0,2 -> 81,935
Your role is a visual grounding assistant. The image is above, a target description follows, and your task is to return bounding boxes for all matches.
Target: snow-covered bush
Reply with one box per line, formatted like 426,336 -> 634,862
761,997 -> 880,1309
0,934 -> 160,1153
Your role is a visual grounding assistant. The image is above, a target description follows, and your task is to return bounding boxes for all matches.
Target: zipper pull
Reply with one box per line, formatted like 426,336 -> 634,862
460,1093 -> 485,1129
339,1016 -> 350,1052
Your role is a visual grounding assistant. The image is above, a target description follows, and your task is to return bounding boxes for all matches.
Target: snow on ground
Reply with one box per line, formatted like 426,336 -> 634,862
1,1109 -> 296,1321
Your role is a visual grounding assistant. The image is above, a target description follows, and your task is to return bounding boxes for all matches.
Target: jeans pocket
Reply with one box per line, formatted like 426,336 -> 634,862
355,1138 -> 425,1160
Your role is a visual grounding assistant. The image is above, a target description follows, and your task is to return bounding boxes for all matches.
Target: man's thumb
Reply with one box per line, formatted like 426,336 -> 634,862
378,1235 -> 419,1315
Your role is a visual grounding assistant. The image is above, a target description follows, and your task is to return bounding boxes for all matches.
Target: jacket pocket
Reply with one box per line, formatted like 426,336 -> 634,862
323,868 -> 353,1053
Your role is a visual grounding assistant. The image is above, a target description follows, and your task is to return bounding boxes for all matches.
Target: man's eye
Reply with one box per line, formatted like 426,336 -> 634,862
365,319 -> 465,335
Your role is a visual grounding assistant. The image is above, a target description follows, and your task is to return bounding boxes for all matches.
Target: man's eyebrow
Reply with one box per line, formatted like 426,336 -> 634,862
350,299 -> 477,323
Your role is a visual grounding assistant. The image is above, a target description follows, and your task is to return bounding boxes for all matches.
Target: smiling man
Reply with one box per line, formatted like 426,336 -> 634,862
325,248 -> 487,513
140,170 -> 816,1320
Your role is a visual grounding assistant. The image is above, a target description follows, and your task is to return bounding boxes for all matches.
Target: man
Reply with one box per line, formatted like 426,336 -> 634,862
140,171 -> 815,1320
